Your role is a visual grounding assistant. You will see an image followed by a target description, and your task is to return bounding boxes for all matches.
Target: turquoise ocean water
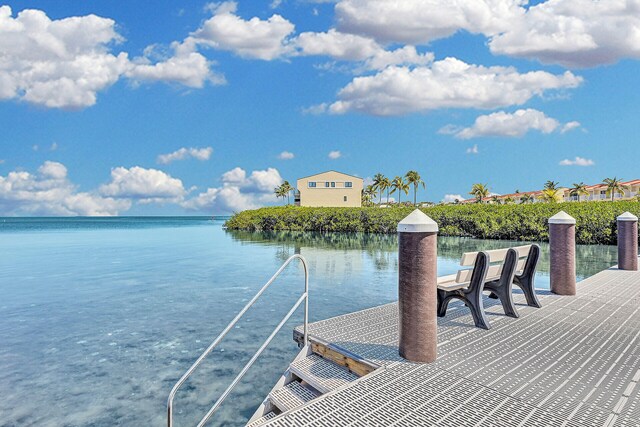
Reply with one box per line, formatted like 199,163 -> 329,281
0,217 -> 618,426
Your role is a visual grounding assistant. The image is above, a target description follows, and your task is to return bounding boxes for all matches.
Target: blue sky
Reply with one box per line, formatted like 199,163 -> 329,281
1,0 -> 639,215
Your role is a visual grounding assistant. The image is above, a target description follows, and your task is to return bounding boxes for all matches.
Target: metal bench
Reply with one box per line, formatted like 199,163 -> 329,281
437,247 -> 520,329
437,244 -> 542,330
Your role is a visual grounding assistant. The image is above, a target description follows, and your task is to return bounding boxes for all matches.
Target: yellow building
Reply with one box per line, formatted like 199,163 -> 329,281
565,179 -> 640,201
296,171 -> 363,207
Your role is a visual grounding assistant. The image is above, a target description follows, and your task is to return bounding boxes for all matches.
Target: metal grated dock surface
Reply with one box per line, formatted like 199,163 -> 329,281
289,354 -> 359,393
269,381 -> 321,413
247,411 -> 277,427
263,267 -> 640,426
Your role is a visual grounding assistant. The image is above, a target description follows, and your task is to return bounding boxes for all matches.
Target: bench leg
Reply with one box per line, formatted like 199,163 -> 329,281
494,287 -> 519,318
514,276 -> 542,308
484,279 -> 519,318
437,290 -> 450,318
465,288 -> 490,330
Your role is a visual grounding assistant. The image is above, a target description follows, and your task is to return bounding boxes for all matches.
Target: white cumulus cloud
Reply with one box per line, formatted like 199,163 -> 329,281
332,0 -> 640,68
488,0 -> 640,67
278,151 -> 295,160
182,166 -> 283,213
193,1 -> 295,60
328,150 -> 342,159
0,161 -> 129,216
324,59 -> 582,116
561,121 -> 582,134
157,147 -> 213,164
443,109 -> 580,139
334,0 -> 523,45
559,156 -> 595,166
127,39 -> 224,88
99,166 -> 186,203
294,29 -> 433,70
0,6 -> 129,109
295,29 -> 380,61
0,6 -> 221,109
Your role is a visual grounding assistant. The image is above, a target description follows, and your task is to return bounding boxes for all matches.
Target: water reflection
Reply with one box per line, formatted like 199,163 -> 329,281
227,230 -> 618,281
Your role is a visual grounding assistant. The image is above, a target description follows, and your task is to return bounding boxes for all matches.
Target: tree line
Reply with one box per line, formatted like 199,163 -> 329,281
363,171 -> 426,206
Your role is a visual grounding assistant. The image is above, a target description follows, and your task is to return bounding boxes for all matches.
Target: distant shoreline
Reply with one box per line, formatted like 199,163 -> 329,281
225,202 -> 640,245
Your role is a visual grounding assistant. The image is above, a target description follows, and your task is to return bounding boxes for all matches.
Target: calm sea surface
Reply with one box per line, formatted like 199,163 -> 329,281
0,217 -> 618,426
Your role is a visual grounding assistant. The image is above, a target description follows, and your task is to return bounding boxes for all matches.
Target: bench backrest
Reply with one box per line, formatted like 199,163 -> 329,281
460,245 -> 532,267
455,263 -> 501,283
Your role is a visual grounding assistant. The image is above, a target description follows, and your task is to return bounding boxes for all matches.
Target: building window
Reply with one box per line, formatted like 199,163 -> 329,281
344,196 -> 348,202
325,182 -> 330,187
345,182 -> 352,188
308,182 -> 316,188
331,182 -> 336,188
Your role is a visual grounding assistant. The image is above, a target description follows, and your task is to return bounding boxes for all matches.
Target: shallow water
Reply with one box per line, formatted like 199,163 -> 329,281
0,218 -> 617,426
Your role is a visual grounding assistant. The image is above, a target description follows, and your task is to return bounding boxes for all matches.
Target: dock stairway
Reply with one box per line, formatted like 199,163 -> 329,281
166,254 -> 378,427
246,338 -> 378,426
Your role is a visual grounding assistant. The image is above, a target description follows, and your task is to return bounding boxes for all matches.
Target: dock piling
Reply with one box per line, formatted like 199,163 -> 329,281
549,211 -> 576,296
397,209 -> 438,363
617,212 -> 638,271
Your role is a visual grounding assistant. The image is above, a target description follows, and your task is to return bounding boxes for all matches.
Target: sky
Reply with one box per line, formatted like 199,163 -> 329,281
1,0 -> 639,216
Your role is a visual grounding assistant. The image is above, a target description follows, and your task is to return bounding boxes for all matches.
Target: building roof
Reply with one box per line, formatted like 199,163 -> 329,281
297,170 -> 364,181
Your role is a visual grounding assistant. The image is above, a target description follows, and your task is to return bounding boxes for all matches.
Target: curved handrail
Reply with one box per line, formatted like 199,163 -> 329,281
167,254 -> 309,427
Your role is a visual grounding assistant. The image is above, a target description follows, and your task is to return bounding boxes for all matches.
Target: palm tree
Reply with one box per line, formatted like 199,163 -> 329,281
362,185 -> 376,206
281,181 -> 293,205
504,196 -> 515,204
544,180 -> 560,191
405,170 -> 426,206
274,185 -> 286,204
372,173 -> 386,205
391,176 -> 409,204
603,177 -> 627,201
540,188 -> 563,203
469,183 -> 490,203
569,182 -> 589,202
379,176 -> 392,204
491,195 -> 501,204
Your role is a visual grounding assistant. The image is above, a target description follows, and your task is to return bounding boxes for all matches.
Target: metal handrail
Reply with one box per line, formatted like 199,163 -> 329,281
167,254 -> 309,427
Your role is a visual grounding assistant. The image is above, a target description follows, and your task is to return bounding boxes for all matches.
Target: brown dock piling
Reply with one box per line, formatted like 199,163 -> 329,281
617,212 -> 638,271
549,211 -> 576,296
397,209 -> 438,363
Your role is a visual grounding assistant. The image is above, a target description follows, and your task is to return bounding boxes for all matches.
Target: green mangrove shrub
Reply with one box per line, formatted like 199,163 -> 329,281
224,201 -> 640,245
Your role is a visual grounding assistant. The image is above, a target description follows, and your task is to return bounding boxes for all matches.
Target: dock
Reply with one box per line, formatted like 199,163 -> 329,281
261,266 -> 640,426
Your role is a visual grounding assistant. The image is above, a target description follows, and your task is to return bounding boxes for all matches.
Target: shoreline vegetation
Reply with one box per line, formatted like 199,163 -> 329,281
224,201 -> 640,245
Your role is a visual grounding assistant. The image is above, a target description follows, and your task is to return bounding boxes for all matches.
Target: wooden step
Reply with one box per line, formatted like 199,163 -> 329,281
292,335 -> 379,377
268,381 -> 320,413
289,354 -> 358,394
246,411 -> 277,427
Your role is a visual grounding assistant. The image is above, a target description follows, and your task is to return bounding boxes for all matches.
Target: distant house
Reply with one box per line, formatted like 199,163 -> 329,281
460,179 -> 640,204
570,179 -> 640,201
296,171 -> 364,207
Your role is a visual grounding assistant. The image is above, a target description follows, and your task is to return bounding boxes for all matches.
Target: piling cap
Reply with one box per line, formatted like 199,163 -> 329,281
548,211 -> 576,225
617,211 -> 638,222
398,209 -> 439,233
